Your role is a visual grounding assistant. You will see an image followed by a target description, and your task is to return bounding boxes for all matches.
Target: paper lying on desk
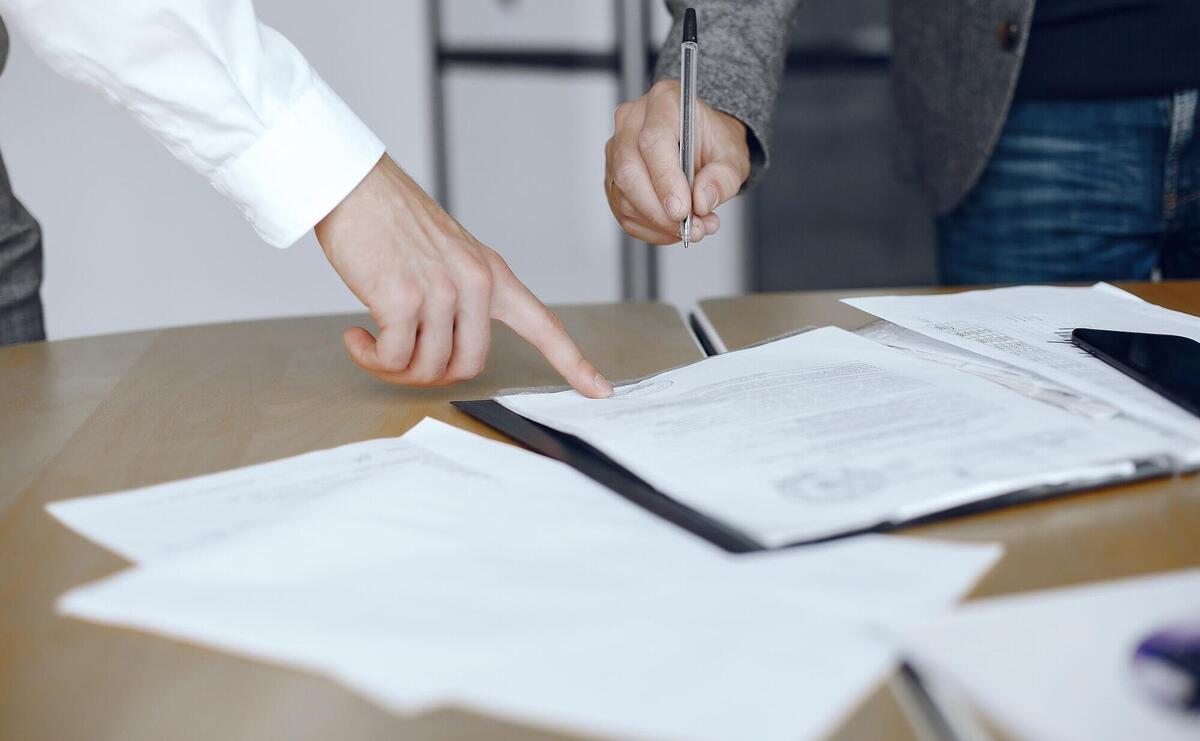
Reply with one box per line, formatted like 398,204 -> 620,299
52,419 -> 1003,741
901,568 -> 1200,741
845,284 -> 1200,455
47,436 -> 456,564
49,418 -> 701,564
497,326 -> 1188,547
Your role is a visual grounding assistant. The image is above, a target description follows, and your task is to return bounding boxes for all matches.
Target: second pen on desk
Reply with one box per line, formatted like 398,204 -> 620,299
679,7 -> 698,248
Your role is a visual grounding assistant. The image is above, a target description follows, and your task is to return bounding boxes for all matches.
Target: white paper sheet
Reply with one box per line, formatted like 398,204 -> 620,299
46,436 -> 441,563
52,420 -> 1003,741
902,568 -> 1200,741
844,284 -> 1200,456
854,320 -> 1121,420
46,418 -> 672,564
497,327 -> 1184,547
60,528 -> 1001,741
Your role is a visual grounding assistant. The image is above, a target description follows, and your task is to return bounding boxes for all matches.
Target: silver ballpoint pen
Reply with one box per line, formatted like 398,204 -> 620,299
679,8 -> 698,248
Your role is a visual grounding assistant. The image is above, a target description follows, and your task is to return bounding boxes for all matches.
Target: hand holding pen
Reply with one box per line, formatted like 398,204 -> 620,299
603,8 -> 751,247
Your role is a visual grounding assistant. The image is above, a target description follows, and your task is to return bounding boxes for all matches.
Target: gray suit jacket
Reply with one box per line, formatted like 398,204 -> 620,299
655,0 -> 1038,215
0,14 -> 48,345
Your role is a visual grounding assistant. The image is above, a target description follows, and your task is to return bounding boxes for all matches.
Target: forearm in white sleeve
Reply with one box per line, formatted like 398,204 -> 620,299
0,0 -> 386,246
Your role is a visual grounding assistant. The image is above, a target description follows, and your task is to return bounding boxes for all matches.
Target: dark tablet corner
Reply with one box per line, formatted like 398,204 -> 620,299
1071,328 -> 1200,418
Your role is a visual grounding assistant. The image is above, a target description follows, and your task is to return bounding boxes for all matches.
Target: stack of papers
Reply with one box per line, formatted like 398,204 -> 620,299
50,419 -> 1002,741
496,322 -> 1194,547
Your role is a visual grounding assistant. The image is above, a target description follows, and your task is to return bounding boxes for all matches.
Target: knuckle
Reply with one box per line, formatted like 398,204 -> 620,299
612,163 -> 641,193
453,356 -> 486,381
377,354 -> 409,373
374,343 -> 411,372
391,284 -> 422,316
461,261 -> 492,296
477,245 -> 506,271
406,364 -> 443,386
482,250 -> 516,284
613,102 -> 632,128
426,277 -> 458,313
637,129 -> 667,155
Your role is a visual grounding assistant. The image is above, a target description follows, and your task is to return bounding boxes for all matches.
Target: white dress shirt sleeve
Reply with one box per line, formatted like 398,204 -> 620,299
0,0 -> 386,247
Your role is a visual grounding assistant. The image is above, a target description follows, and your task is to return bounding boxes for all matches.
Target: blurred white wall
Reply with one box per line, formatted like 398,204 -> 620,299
0,0 -> 743,341
0,0 -> 430,340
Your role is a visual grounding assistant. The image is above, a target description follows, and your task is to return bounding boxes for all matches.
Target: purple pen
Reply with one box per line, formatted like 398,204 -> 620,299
1132,619 -> 1200,712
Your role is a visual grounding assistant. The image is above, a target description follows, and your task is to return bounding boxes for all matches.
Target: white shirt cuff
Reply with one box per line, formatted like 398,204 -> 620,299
211,73 -> 386,247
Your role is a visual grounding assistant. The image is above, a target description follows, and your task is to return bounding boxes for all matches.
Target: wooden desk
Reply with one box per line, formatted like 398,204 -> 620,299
5,286 -> 1199,741
0,305 -> 703,741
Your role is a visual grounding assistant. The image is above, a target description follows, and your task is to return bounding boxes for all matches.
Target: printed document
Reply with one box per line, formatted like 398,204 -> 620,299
497,327 -> 1188,547
902,568 -> 1200,741
854,320 -> 1121,420
50,420 -> 1003,741
47,437 -> 450,563
845,284 -> 1200,452
47,418 -> 705,564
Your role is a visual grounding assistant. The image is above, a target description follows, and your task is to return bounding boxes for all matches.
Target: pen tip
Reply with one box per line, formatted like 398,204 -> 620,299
683,8 -> 697,44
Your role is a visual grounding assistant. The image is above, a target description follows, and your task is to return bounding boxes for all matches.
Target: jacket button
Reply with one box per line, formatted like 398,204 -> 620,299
996,20 -> 1020,51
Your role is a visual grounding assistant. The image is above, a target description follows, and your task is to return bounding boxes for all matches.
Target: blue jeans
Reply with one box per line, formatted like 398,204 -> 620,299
938,90 -> 1200,284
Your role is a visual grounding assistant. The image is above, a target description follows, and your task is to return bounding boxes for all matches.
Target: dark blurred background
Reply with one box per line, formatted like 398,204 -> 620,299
751,0 -> 935,292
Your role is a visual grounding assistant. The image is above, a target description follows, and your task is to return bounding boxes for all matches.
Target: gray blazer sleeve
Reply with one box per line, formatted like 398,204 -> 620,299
654,0 -> 802,187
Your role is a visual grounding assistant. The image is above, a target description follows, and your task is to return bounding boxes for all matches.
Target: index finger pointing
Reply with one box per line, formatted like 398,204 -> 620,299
491,275 -> 613,399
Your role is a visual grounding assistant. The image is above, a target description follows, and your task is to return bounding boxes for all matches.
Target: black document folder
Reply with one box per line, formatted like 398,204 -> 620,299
454,399 -> 1175,553
453,399 -> 767,552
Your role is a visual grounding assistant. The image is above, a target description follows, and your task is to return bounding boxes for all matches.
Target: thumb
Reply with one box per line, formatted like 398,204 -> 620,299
490,270 -> 614,399
693,107 -> 751,217
692,158 -> 746,217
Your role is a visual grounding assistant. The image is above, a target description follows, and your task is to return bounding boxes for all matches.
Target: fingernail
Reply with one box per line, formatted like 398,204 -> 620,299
593,371 -> 614,398
665,195 -> 683,220
705,186 -> 719,212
